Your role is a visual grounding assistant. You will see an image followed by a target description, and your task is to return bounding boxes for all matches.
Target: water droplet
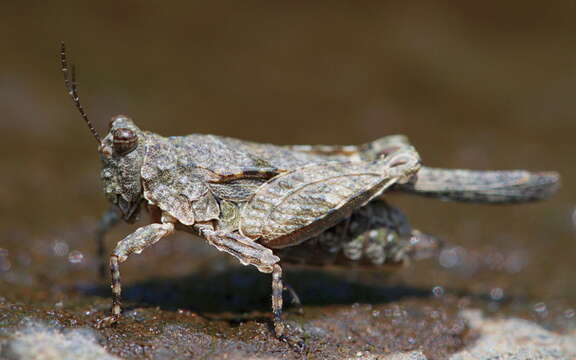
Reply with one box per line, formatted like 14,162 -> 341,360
533,302 -> 546,312
439,247 -> 462,268
432,286 -> 445,297
533,302 -> 548,317
68,250 -> 84,264
490,287 -> 504,301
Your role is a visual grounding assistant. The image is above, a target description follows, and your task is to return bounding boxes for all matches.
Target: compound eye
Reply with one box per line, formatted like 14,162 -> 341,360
112,128 -> 137,155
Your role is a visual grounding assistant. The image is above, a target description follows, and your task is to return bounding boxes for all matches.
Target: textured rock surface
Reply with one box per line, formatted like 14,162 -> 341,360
3,311 -> 575,360
449,310 -> 576,360
1,320 -> 119,360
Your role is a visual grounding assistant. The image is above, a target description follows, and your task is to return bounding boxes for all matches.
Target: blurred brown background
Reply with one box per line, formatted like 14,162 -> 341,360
0,1 -> 574,326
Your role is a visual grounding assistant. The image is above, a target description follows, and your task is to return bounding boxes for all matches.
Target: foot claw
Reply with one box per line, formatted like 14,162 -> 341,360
96,315 -> 119,329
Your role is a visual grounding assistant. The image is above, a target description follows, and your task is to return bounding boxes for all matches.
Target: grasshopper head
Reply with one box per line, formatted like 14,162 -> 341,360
98,115 -> 146,222
60,44 -> 145,221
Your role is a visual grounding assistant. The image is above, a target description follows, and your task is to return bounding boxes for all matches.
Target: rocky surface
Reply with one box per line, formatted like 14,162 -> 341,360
450,311 -> 576,360
2,310 -> 574,360
0,222 -> 574,359
2,320 -> 119,360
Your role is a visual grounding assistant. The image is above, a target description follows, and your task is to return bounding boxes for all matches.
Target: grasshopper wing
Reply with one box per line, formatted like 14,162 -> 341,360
239,148 -> 420,248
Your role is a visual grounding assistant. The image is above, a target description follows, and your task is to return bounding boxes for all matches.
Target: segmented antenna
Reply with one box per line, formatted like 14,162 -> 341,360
60,42 -> 102,143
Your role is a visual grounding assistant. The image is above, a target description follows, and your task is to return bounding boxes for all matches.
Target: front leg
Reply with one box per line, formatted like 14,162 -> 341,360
97,217 -> 175,328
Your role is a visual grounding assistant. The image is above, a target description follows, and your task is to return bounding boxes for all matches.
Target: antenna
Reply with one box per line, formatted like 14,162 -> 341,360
60,42 -> 102,143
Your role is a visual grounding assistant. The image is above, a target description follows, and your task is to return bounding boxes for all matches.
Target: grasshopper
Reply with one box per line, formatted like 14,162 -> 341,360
60,43 -> 559,347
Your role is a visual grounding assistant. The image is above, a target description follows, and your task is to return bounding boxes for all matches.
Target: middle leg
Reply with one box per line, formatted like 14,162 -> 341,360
272,264 -> 304,350
194,224 -> 303,348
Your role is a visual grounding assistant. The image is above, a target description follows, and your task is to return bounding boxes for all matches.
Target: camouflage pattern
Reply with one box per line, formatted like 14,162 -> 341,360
60,43 -> 560,350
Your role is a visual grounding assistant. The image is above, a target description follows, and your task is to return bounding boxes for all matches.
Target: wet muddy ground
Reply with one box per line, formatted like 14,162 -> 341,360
1,216 -> 574,359
1,1 -> 576,359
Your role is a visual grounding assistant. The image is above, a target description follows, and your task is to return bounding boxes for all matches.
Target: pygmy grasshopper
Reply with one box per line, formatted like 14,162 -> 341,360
60,43 -> 560,348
